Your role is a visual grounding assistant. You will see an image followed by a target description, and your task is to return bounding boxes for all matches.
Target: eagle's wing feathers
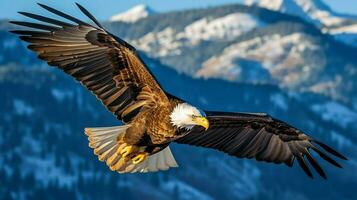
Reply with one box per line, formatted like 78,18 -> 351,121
175,111 -> 347,179
11,3 -> 167,123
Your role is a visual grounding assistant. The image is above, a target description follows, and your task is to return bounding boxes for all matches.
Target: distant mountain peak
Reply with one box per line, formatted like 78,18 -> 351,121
110,4 -> 156,23
244,0 -> 351,27
245,0 -> 357,46
245,0 -> 330,11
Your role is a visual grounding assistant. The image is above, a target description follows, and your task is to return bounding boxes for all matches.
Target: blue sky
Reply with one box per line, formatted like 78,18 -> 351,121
1,0 -> 356,20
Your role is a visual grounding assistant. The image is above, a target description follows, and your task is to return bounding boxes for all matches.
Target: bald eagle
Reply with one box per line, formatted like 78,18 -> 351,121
11,3 -> 347,178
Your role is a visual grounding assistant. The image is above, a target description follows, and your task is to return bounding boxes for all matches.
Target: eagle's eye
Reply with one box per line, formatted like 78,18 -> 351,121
191,115 -> 199,119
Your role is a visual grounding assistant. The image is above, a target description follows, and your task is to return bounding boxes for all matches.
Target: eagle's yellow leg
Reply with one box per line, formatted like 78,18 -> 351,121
131,152 -> 148,164
116,143 -> 126,155
116,136 -> 147,165
120,145 -> 136,157
116,135 -> 137,158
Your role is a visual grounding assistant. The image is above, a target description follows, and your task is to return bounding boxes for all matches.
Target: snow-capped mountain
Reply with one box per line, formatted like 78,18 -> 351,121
246,0 -> 322,25
4,3 -> 357,104
245,0 -> 355,27
103,4 -> 357,105
110,4 -> 156,23
130,12 -> 264,57
245,0 -> 357,46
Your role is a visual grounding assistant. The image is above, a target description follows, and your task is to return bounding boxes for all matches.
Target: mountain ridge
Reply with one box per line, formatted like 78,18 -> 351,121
110,4 -> 156,23
244,0 -> 357,46
102,3 -> 357,106
2,3 -> 357,105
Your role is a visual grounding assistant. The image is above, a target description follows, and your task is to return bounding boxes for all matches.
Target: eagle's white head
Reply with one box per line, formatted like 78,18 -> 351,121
170,103 -> 209,130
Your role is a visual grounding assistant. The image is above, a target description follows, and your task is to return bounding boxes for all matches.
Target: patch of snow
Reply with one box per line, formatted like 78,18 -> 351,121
132,13 -> 264,58
13,99 -> 34,116
311,101 -> 357,128
328,24 -> 357,47
179,13 -> 264,42
132,27 -> 182,57
246,0 -> 283,10
294,0 -> 344,26
329,24 -> 357,34
110,4 -> 155,23
249,0 -> 321,25
197,33 -> 319,85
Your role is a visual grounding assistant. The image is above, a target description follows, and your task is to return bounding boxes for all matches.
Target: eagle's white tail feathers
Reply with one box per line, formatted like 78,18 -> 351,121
84,126 -> 178,174
85,126 -> 127,163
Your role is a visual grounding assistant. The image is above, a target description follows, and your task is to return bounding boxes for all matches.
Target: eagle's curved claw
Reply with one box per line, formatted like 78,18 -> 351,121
116,143 -> 126,155
132,152 -> 148,164
120,145 -> 134,157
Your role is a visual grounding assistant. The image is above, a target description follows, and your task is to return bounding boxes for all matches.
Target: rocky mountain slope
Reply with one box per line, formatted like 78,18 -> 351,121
5,3 -> 357,104
103,4 -> 357,106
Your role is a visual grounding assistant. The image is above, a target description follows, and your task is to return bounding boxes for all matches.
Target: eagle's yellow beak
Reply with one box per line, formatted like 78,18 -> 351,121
193,116 -> 210,130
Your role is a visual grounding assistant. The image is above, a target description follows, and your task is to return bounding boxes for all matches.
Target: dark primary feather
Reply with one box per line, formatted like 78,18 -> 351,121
37,3 -> 91,26
17,12 -> 74,27
10,3 -> 168,123
75,3 -> 103,29
9,21 -> 61,31
175,111 -> 347,179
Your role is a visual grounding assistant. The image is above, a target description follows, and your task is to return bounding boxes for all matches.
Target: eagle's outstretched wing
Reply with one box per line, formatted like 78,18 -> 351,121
10,3 -> 168,123
175,111 -> 347,179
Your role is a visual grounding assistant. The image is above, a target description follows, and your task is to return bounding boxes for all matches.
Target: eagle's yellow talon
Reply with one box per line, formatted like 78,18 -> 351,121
116,143 -> 127,155
132,153 -> 148,164
120,145 -> 134,157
